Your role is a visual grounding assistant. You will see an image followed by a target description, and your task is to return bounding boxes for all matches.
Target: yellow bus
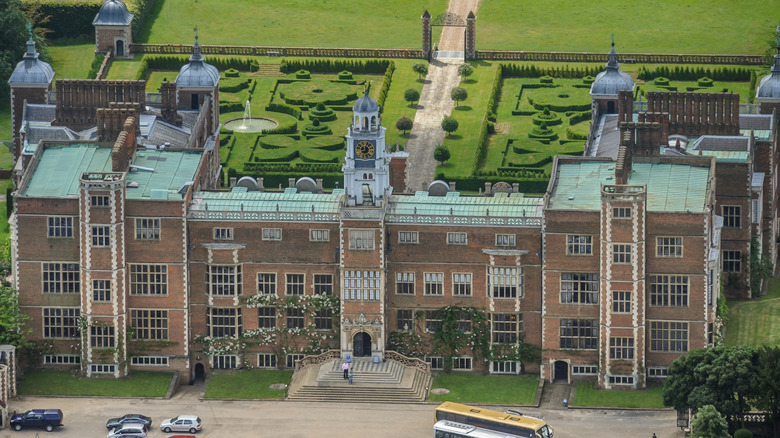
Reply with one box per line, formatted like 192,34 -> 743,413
434,402 -> 553,438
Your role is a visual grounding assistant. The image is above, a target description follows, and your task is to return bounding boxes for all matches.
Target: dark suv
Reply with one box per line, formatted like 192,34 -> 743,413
10,409 -> 63,432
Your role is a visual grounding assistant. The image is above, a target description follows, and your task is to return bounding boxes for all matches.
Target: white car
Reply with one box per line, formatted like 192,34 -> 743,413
160,415 -> 202,433
107,424 -> 148,438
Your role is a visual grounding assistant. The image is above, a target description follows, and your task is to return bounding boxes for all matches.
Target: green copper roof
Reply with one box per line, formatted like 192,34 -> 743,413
548,161 -> 710,212
23,144 -> 112,197
191,188 -> 344,214
697,150 -> 750,163
126,149 -> 203,200
387,191 -> 543,218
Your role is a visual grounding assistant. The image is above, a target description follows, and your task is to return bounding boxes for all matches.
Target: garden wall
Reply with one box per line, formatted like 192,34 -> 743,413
477,50 -> 763,65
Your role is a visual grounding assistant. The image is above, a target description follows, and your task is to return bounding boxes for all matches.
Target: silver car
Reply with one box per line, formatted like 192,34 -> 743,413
107,424 -> 148,438
159,415 -> 202,433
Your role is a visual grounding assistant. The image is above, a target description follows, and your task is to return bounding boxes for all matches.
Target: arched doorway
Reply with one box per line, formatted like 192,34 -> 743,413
190,94 -> 199,110
607,101 -> 616,113
115,40 -> 125,57
193,363 -> 205,384
353,332 -> 372,357
553,360 -> 568,382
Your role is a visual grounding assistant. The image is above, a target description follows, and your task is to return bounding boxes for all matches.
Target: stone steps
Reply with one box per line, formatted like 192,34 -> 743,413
254,64 -> 284,77
287,358 -> 431,404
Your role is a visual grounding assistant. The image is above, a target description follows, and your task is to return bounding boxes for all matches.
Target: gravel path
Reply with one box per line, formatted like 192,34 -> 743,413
404,0 -> 480,192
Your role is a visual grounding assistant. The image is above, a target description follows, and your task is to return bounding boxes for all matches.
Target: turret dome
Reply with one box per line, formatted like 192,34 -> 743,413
176,34 -> 219,88
92,0 -> 133,26
353,92 -> 379,113
8,29 -> 54,86
590,41 -> 634,98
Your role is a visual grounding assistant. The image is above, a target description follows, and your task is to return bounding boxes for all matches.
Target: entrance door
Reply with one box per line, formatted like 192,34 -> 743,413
554,360 -> 568,382
607,101 -> 616,113
353,332 -> 372,357
116,40 -> 125,57
191,94 -> 199,110
194,363 -> 205,383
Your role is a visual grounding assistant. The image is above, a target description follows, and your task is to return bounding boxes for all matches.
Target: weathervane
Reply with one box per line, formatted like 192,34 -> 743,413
26,22 -> 33,40
610,33 -> 615,48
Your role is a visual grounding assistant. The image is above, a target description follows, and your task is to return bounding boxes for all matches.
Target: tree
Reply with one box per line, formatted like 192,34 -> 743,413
395,116 -> 413,134
0,0 -> 31,100
450,86 -> 468,107
433,146 -> 450,165
754,346 -> 780,436
403,88 -> 420,106
691,405 -> 730,438
457,63 -> 474,81
412,62 -> 428,80
441,116 -> 459,136
0,284 -> 30,348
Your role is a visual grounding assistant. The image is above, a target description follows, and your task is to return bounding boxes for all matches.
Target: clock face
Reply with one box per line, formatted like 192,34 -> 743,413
355,140 -> 375,159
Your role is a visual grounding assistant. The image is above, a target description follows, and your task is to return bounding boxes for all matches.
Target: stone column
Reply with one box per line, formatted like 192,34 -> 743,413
465,11 -> 476,60
421,10 -> 432,60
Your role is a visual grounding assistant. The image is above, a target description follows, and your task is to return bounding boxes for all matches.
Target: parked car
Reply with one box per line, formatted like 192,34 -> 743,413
106,414 -> 152,430
10,409 -> 63,432
107,424 -> 148,438
160,415 -> 202,433
170,436 -> 197,438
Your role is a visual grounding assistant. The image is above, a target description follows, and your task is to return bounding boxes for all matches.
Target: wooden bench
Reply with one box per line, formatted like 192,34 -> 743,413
267,50 -> 280,57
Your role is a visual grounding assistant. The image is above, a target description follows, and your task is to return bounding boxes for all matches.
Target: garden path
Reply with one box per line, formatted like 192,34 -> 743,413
404,0 -> 480,193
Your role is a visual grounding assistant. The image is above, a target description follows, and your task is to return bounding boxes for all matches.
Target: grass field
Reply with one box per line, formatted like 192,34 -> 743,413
138,0 -> 449,48
18,370 -> 173,397
48,42 -> 95,83
203,369 -> 292,399
726,278 -> 780,348
571,381 -> 665,408
428,372 -> 540,405
477,0 -> 780,55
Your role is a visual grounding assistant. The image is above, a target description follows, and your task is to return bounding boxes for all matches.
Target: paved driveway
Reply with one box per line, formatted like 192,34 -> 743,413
4,393 -> 685,438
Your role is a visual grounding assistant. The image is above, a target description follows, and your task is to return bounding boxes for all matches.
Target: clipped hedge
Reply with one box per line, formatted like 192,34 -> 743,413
306,135 -> 344,151
308,103 -> 337,122
219,77 -> 251,93
338,70 -> 353,80
299,149 -> 340,163
376,61 -> 396,113
135,56 -> 256,81
539,75 -> 554,84
224,68 -> 240,78
280,59 -> 391,75
258,135 -> 298,149
295,69 -> 311,79
265,102 -> 302,120
252,148 -> 298,162
653,77 -> 670,86
23,0 -> 101,39
531,111 -> 562,126
302,122 -> 332,136
697,77 -> 714,87
637,65 -> 751,82
568,110 -> 591,125
582,76 -> 595,84
500,63 -> 602,79
87,53 -> 106,79
565,128 -> 587,140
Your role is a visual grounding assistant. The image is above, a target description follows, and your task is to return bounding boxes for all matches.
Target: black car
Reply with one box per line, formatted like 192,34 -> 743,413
10,409 -> 63,432
106,414 -> 152,430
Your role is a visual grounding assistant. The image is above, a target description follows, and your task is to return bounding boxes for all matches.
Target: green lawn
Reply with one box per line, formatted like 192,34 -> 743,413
18,370 -> 173,397
0,96 -> 11,144
383,60 -> 423,151
477,0 -> 780,54
571,381 -> 665,408
138,0 -> 448,48
48,42 -> 96,83
725,278 -> 780,348
105,54 -> 146,81
429,373 -> 540,405
203,369 -> 292,399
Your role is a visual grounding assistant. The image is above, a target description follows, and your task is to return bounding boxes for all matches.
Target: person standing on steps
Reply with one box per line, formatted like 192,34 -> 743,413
349,368 -> 354,384
342,360 -> 349,379
652,434 -> 657,438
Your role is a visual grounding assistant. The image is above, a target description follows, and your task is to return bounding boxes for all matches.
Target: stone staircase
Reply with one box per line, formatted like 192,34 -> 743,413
286,358 -> 432,404
254,64 -> 284,77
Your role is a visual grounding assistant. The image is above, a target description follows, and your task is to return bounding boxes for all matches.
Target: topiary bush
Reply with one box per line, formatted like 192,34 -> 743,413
302,119 -> 332,136
295,69 -> 311,79
531,108 -> 563,126
582,75 -> 595,85
308,102 -> 337,122
278,80 -> 358,106
258,135 -> 298,149
733,428 -> 752,438
306,135 -> 345,151
219,77 -> 251,93
528,122 -> 558,141
653,77 -> 670,86
697,77 -> 714,87
225,68 -> 240,78
338,70 -> 353,80
540,75 -> 554,84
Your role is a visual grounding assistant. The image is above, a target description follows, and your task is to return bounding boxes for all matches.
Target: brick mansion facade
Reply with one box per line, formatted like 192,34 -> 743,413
6,4 -> 780,389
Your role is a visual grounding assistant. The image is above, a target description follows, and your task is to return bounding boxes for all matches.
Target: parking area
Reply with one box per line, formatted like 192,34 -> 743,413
2,393 -> 686,438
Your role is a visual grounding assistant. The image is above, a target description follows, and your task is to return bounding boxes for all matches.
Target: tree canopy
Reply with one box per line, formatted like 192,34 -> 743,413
457,63 -> 474,80
691,405 -> 730,438
403,88 -> 420,105
0,0 -> 30,100
450,87 -> 468,107
433,145 -> 450,165
395,116 -> 413,134
412,62 -> 428,80
441,116 -> 458,136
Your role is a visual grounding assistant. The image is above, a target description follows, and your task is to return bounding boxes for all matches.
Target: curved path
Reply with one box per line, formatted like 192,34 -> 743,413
404,0 -> 480,193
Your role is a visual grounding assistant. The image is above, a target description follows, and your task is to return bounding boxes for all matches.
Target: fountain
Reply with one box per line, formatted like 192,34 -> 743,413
223,100 -> 279,133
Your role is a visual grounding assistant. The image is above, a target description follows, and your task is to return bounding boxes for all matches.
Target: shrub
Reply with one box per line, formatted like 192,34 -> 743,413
582,75 -> 595,85
308,103 -> 337,122
540,76 -> 554,84
450,86 -> 468,107
565,128 -> 587,140
219,77 -> 251,93
434,146 -> 451,165
568,111 -> 591,125
280,59 -> 390,74
295,69 -> 311,79
225,68 -> 240,78
338,70 -> 353,80
265,102 -> 302,120
412,63 -> 428,80
302,120 -> 332,136
653,77 -> 670,86
306,135 -> 345,151
733,428 -> 753,438
376,61 -> 396,113
441,116 -> 459,136
87,54 -> 106,80
404,88 -> 420,105
396,116 -> 413,134
457,63 -> 474,80
697,77 -> 714,87
531,111 -> 562,126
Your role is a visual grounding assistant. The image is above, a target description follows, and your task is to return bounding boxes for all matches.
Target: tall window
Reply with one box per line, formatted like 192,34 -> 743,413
424,273 -> 443,295
313,274 -> 333,295
43,263 -> 80,293
135,218 -> 160,240
458,312 -> 472,333
613,244 -> 632,264
657,237 -> 683,257
130,309 -> 168,340
495,234 -> 516,247
130,264 -> 167,295
612,291 -> 631,313
348,230 -> 375,250
397,310 -> 414,332
309,229 -> 329,241
490,267 -> 521,298
609,337 -> 634,359
207,308 -> 242,338
559,319 -> 597,349
723,250 -> 741,273
491,313 -> 520,343
344,270 -> 380,301
315,309 -> 333,330
91,226 -> 110,247
425,310 -> 442,333
90,326 -> 115,348
399,232 -> 418,243
262,228 -> 282,241
396,272 -> 415,295
93,279 -> 111,302
91,195 -> 109,207
207,265 -> 242,296
214,228 -> 233,240
613,207 -> 631,218
43,308 -> 80,338
257,307 -> 276,329
567,235 -> 592,255
447,232 -> 467,245
286,273 -> 305,295
650,275 -> 689,307
650,321 -> 688,352
47,217 -> 73,238
452,273 -> 472,296
286,308 -> 304,329
722,205 -> 741,228
560,273 -> 598,304
257,273 -> 276,295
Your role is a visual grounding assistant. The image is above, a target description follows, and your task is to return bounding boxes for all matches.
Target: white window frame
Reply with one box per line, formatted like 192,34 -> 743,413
257,353 -> 277,369
309,229 -> 329,241
424,272 -> 443,295
135,218 -> 160,240
399,231 -> 419,244
495,234 -> 516,247
262,228 -> 282,241
212,355 -> 238,369
447,232 -> 467,245
452,273 -> 472,296
91,225 -> 110,247
349,229 -> 375,250
214,228 -> 234,240
130,356 -> 169,366
47,216 -> 74,238
567,235 -> 592,255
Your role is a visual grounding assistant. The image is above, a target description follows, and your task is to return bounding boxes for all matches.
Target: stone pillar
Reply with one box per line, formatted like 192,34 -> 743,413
421,10 -> 432,60
465,11 -> 476,60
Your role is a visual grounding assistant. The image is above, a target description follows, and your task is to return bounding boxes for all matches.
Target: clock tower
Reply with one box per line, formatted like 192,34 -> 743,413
343,92 -> 391,206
